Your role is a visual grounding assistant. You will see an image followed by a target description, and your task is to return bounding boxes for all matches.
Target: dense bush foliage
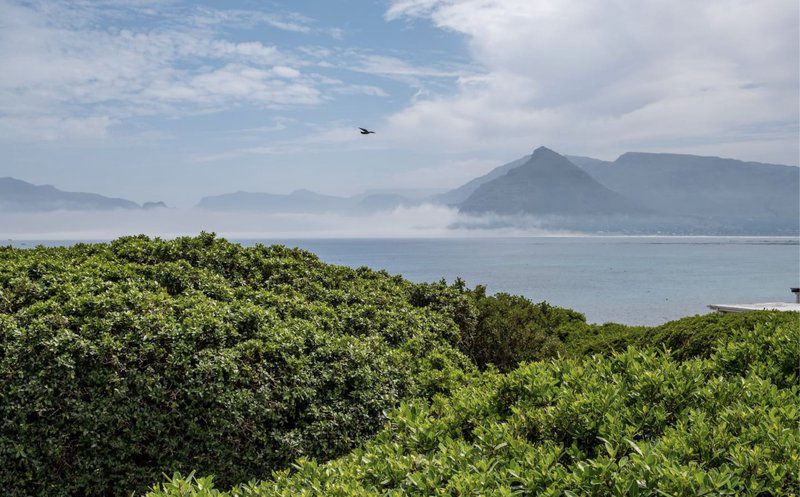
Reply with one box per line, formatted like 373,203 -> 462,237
148,313 -> 800,496
3,234 -> 797,496
562,310 -> 800,360
0,234 -> 474,496
458,286 -> 798,370
459,285 -> 585,371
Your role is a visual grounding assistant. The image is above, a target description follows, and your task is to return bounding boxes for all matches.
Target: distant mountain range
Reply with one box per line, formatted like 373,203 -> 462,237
2,148 -> 797,234
0,177 -> 166,212
446,147 -> 798,234
197,189 -> 422,214
198,189 -> 345,213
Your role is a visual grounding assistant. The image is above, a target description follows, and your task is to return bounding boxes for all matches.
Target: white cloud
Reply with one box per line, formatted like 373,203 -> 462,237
332,84 -> 389,97
352,54 -> 462,79
188,7 -> 315,34
0,116 -> 113,141
385,0 -> 799,164
0,1 -> 330,141
145,64 -> 320,106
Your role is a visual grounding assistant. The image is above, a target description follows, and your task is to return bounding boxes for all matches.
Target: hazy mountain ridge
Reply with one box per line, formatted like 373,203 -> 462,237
0,177 -> 165,212
581,152 -> 799,224
459,147 -> 646,216
4,148 -> 797,234
197,189 -> 421,214
442,148 -> 799,234
433,155 -> 531,205
197,189 -> 346,213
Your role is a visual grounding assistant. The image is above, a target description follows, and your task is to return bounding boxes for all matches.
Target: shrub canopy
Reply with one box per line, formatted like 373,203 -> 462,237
148,313 -> 800,496
2,234 -> 796,496
0,234 -> 473,496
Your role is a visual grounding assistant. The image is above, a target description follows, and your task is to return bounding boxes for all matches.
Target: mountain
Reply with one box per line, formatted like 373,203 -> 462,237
459,147 -> 645,216
566,155 -> 614,170
0,177 -> 144,211
197,189 -> 348,212
198,188 -> 424,214
572,152 -> 799,231
446,148 -> 799,233
434,155 -> 531,205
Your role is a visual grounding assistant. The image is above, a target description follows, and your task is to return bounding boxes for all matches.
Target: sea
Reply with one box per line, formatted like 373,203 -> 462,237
8,236 -> 799,326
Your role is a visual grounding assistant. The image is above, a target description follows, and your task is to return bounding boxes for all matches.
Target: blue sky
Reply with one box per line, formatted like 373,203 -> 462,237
1,0 -> 798,206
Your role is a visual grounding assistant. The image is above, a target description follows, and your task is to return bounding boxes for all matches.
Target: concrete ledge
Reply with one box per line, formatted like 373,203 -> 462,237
708,302 -> 800,313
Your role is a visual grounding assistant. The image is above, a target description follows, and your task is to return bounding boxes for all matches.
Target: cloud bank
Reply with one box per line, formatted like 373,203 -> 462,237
384,0 -> 799,164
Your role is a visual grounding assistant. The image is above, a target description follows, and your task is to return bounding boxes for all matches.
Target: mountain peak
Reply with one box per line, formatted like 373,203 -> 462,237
460,147 -> 644,216
532,146 -> 559,157
524,147 -> 577,171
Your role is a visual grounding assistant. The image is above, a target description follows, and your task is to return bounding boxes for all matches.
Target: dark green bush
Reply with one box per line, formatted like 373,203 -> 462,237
0,234 -> 474,496
448,286 -> 792,373
459,285 -> 585,371
148,312 -> 800,496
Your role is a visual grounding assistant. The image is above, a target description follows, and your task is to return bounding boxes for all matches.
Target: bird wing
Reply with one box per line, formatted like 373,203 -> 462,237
358,128 -> 369,132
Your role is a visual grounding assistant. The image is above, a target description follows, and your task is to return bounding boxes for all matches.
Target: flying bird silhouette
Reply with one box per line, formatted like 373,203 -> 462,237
359,127 -> 375,135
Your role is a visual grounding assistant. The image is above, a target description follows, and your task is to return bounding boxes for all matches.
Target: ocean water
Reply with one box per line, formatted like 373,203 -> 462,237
8,237 -> 799,325
238,237 -> 799,325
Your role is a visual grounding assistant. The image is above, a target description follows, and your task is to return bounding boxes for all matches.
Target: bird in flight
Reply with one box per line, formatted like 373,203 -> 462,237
359,127 -> 375,135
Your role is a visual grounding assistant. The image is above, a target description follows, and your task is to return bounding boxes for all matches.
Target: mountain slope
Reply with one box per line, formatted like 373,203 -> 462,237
578,152 -> 799,229
198,189 -> 422,214
0,177 -> 142,211
459,147 -> 644,216
197,189 -> 349,212
434,155 -> 531,205
566,154 -> 614,171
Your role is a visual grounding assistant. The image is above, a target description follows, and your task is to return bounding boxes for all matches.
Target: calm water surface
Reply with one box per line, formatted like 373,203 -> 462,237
9,237 -> 799,325
240,237 -> 799,325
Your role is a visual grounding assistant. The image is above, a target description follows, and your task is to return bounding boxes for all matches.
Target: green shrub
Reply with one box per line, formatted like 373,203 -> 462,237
564,311 -> 799,360
0,234 -> 474,496
450,284 -> 794,372
4,234 -> 796,496
459,285 -> 585,371
147,314 -> 800,496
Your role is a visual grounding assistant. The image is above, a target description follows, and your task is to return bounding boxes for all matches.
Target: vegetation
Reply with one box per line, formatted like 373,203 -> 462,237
1,234 -> 796,496
461,287 -> 798,370
0,234 -> 474,496
148,313 -> 800,496
459,284 -> 584,371
561,310 -> 800,361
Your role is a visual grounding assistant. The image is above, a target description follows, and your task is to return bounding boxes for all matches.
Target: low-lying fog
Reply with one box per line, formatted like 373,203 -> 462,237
0,205 -> 574,240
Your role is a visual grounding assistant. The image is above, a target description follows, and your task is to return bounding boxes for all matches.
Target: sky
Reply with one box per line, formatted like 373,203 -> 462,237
1,0 -> 798,207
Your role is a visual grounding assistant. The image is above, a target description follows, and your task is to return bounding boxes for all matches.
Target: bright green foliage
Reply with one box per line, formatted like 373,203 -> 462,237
3,234 -> 798,496
0,234 -> 474,496
147,314 -> 800,496
563,311 -> 800,360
